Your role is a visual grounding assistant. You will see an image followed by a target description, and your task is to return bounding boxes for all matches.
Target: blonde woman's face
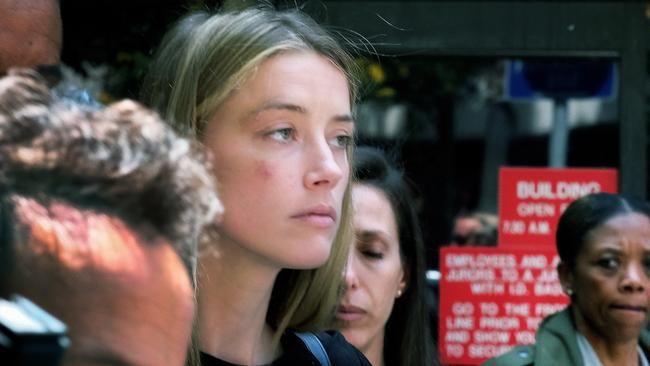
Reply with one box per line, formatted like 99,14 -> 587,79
338,184 -> 406,356
202,51 -> 353,269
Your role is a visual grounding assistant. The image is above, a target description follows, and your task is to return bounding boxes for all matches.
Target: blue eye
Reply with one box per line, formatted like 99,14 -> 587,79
330,134 -> 352,149
268,128 -> 294,142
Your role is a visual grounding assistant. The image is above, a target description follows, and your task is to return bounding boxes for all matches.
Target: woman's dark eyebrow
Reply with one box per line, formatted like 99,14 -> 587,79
357,230 -> 392,247
595,246 -> 622,255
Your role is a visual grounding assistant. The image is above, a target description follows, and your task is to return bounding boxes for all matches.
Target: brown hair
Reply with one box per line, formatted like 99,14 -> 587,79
0,68 -> 223,279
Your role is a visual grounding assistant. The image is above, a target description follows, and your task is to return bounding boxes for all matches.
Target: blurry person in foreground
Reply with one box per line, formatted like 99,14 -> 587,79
0,68 -> 222,365
337,146 -> 436,366
484,192 -> 650,366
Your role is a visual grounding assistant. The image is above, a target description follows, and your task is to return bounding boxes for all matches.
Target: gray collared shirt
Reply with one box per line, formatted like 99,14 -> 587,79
576,331 -> 649,366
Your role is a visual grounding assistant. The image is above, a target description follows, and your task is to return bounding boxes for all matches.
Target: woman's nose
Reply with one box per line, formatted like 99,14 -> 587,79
303,140 -> 344,191
620,262 -> 647,293
343,253 -> 359,290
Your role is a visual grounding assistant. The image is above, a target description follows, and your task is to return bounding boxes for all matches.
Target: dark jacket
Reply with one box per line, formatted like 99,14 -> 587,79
482,307 -> 650,366
200,330 -> 371,366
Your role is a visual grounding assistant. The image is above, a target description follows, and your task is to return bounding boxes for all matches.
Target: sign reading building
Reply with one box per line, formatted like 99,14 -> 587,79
498,167 -> 617,247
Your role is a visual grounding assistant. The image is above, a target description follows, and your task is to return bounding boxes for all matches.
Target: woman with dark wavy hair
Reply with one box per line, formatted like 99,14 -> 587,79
337,146 -> 436,366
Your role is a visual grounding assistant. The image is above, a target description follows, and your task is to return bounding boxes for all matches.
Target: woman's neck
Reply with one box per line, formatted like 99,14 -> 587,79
586,338 -> 639,366
573,306 -> 641,366
197,237 -> 282,365
362,329 -> 385,366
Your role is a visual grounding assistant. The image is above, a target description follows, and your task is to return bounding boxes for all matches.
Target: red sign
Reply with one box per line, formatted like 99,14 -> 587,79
439,247 -> 569,365
498,167 -> 617,247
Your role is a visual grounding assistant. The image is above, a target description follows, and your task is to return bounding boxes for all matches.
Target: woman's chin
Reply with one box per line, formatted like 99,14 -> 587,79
282,247 -> 332,269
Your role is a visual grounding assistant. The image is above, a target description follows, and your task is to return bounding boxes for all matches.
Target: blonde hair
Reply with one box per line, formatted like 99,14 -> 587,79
142,6 -> 358,344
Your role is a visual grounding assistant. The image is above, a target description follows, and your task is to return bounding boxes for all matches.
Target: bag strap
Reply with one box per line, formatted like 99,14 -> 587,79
295,331 -> 332,366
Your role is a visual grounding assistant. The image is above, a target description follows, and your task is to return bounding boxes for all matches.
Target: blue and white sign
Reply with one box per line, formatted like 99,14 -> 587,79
504,59 -> 617,101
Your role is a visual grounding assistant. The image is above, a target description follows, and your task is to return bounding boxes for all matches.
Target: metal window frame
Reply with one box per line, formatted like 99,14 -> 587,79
322,1 -> 646,198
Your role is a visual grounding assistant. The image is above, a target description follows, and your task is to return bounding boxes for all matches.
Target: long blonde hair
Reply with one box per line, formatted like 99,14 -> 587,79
141,5 -> 358,345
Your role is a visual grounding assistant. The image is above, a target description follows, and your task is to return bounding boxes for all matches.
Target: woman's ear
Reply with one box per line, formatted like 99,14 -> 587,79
397,262 -> 408,298
557,261 -> 574,296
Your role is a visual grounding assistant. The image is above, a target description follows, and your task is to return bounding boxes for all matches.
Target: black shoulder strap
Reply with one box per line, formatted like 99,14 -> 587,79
295,331 -> 332,366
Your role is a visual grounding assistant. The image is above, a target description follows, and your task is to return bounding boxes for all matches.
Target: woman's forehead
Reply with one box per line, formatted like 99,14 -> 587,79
582,212 -> 650,251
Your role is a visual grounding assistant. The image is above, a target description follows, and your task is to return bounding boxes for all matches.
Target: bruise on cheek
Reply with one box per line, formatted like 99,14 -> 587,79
254,159 -> 273,180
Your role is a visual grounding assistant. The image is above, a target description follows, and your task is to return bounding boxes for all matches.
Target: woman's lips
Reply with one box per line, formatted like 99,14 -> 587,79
336,305 -> 366,322
610,304 -> 647,313
293,213 -> 335,228
291,204 -> 337,228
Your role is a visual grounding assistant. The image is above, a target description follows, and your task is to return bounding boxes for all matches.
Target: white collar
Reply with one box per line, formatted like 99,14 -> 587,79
576,331 -> 649,366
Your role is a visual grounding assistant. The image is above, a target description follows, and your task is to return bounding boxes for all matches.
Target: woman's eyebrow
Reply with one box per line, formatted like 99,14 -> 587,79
245,101 -> 354,122
238,102 -> 306,126
246,102 -> 306,119
594,246 -> 622,255
357,230 -> 394,246
333,114 -> 354,124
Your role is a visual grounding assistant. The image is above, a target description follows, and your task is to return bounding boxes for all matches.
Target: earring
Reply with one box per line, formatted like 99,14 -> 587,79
396,289 -> 403,298
565,288 -> 573,296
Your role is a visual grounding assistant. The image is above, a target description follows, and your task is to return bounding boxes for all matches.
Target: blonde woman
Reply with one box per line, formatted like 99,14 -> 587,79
142,6 -> 369,366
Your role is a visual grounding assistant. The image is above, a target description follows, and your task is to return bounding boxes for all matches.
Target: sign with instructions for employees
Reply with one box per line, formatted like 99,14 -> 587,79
439,246 -> 569,365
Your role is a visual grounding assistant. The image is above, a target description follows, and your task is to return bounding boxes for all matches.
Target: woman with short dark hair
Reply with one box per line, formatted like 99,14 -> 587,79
485,192 -> 650,366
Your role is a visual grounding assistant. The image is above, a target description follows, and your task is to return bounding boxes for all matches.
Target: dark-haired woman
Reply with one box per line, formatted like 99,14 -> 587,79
484,192 -> 650,366
337,146 -> 436,366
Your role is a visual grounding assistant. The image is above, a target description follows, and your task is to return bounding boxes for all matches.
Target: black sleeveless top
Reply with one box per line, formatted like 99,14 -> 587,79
199,330 -> 371,366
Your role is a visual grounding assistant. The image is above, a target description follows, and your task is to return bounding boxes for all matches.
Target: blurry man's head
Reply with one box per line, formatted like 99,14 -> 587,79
5,197 -> 196,365
0,0 -> 62,74
0,68 -> 223,365
450,212 -> 498,247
